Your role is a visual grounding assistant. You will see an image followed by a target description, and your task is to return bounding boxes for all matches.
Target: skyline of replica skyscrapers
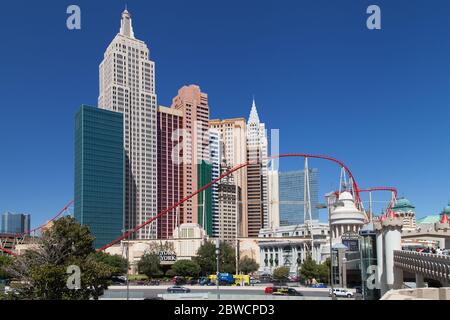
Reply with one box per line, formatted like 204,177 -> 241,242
73,9 -> 285,245
98,10 -> 158,239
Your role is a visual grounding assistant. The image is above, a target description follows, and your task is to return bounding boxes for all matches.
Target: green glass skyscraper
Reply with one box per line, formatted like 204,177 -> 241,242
198,160 -> 213,236
75,105 -> 124,248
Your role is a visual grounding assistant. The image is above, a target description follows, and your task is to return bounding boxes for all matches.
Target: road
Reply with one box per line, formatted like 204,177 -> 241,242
102,284 -> 335,300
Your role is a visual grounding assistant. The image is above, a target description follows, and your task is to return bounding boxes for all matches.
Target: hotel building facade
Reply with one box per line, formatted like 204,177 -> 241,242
209,118 -> 248,237
246,100 -> 269,237
74,105 -> 124,248
171,85 -> 211,229
98,10 -> 158,239
157,106 -> 183,239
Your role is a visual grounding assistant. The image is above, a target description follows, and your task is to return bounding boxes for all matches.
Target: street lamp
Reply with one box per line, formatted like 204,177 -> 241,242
215,238 -> 221,300
342,257 -> 347,289
326,199 -> 337,300
122,228 -> 133,301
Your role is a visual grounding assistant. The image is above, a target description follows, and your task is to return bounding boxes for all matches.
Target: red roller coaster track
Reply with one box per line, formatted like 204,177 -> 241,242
97,153 -> 361,251
0,200 -> 74,256
0,153 -> 360,255
359,187 -> 398,211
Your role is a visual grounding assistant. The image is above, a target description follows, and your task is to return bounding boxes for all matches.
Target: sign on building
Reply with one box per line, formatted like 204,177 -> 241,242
341,231 -> 360,252
159,251 -> 177,264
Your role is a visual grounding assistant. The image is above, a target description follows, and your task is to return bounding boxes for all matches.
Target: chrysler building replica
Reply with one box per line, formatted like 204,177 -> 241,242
99,10 -> 158,239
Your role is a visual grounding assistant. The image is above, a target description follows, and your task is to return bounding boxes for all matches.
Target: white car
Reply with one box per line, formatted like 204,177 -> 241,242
329,288 -> 354,298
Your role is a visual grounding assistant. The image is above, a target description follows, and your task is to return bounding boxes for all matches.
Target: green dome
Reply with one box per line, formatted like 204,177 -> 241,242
392,197 -> 415,213
444,202 -> 450,214
417,215 -> 440,224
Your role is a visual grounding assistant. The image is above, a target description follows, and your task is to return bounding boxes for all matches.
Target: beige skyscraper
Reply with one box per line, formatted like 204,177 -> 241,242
98,10 -> 158,239
209,118 -> 248,237
246,99 -> 269,237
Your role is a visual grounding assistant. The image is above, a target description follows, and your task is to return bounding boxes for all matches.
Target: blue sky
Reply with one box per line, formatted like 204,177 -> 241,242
1,0 -> 450,227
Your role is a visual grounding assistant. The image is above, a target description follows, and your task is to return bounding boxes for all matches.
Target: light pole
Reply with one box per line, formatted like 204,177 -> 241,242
122,228 -> 132,301
327,199 -> 337,300
342,257 -> 347,289
215,238 -> 221,300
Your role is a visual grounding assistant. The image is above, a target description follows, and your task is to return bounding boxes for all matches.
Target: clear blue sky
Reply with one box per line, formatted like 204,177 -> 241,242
1,0 -> 450,227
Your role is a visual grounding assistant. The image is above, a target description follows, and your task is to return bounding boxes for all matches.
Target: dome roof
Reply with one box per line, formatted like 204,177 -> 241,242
392,197 -> 415,213
444,202 -> 450,214
416,215 -> 440,224
330,192 -> 366,226
338,191 -> 354,201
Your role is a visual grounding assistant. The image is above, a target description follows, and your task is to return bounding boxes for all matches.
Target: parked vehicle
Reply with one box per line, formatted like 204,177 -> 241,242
310,283 -> 327,288
329,288 -> 354,298
167,285 -> 191,293
234,274 -> 250,286
250,278 -> 261,285
208,273 -> 235,285
187,278 -> 199,285
149,279 -> 160,286
288,275 -> 299,282
172,276 -> 186,285
259,274 -> 273,283
198,277 -> 210,286
110,276 -> 126,285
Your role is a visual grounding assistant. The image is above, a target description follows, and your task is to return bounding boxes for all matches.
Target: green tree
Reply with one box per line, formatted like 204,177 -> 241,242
137,253 -> 163,279
272,266 -> 290,282
171,259 -> 201,277
165,269 -> 176,277
239,256 -> 259,274
0,255 -> 13,279
4,216 -> 116,300
299,254 -> 318,284
91,251 -> 127,275
194,241 -> 236,275
317,258 -> 331,284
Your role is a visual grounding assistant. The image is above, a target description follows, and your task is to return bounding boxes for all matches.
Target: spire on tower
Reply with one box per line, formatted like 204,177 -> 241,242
248,97 -> 260,124
120,8 -> 135,38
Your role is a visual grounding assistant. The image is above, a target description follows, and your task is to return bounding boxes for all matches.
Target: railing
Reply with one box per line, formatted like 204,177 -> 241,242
394,250 -> 450,284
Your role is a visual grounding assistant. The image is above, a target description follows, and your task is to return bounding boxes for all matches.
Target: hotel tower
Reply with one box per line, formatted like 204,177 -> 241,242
246,99 -> 269,237
98,10 -> 158,239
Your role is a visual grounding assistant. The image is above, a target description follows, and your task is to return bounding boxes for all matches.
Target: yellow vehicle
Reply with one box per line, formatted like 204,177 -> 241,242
233,274 -> 250,286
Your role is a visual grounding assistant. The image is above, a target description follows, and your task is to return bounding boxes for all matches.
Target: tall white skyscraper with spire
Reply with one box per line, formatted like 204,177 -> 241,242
98,10 -> 158,239
246,99 -> 269,237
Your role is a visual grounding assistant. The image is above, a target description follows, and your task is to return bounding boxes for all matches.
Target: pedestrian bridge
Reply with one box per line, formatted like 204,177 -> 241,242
394,250 -> 450,287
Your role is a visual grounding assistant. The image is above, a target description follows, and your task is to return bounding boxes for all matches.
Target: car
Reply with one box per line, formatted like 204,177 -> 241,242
288,275 -> 299,282
110,276 -> 127,285
198,277 -> 210,286
188,278 -> 199,285
167,285 -> 191,293
329,288 -> 354,298
265,286 -> 287,294
172,276 -> 186,285
272,287 -> 302,296
149,279 -> 160,286
250,278 -> 261,285
264,286 -> 274,294
259,275 -> 273,283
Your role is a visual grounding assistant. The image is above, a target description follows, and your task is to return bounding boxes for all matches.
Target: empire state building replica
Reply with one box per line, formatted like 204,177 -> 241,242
98,10 -> 158,239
